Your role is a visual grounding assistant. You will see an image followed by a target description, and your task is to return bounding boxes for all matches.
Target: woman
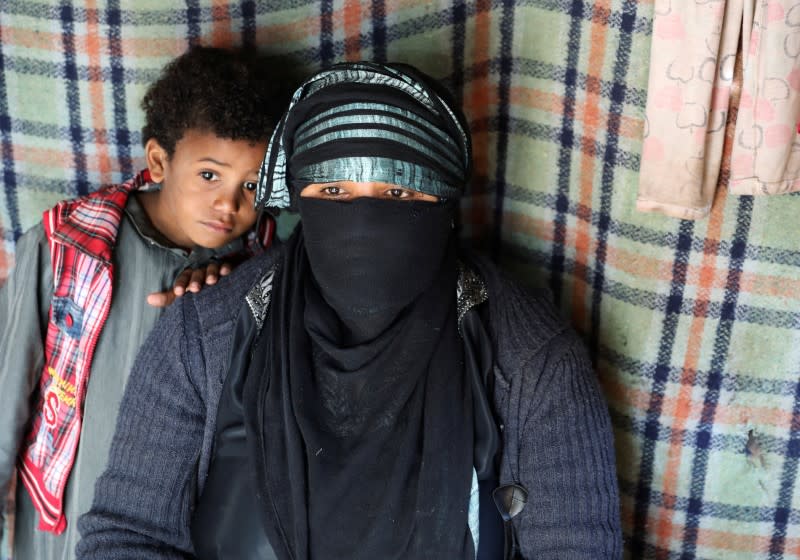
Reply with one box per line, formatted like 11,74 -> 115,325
77,62 -> 621,560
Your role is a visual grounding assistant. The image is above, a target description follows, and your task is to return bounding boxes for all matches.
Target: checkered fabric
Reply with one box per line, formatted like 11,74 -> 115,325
1,2 -> 799,559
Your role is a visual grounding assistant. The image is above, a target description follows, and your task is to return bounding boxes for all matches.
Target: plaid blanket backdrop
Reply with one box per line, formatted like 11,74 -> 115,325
1,1 -> 799,558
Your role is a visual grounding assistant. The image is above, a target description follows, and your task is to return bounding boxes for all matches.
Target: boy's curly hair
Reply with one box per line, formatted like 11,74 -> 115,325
141,46 -> 283,156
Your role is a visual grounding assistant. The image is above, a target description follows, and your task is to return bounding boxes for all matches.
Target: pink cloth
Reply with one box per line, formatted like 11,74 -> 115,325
638,0 -> 800,219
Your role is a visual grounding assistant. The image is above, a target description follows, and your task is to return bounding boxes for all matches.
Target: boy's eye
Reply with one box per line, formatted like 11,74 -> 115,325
243,181 -> 257,192
200,171 -> 218,181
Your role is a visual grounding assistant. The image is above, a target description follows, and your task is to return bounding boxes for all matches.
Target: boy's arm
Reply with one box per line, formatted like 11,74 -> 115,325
76,296 -> 208,559
514,331 -> 622,559
0,225 -> 52,527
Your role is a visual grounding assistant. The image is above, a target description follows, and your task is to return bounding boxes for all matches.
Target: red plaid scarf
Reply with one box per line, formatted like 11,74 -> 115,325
17,171 -> 149,534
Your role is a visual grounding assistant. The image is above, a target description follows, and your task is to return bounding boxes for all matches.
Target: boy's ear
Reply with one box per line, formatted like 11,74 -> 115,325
145,138 -> 169,183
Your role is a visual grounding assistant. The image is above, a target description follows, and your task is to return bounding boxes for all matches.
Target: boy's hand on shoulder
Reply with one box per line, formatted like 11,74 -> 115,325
146,261 -> 233,307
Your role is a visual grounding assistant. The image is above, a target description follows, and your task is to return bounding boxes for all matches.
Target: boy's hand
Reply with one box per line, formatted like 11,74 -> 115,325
146,261 -> 232,307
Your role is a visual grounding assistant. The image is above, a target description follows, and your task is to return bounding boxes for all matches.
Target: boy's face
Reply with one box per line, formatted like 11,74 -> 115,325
145,129 -> 264,250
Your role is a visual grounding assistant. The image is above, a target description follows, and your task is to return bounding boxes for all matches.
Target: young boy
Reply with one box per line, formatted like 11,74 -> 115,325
0,46 -> 279,560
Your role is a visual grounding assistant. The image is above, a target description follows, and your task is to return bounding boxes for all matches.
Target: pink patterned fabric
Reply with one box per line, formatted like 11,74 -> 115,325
638,0 -> 800,219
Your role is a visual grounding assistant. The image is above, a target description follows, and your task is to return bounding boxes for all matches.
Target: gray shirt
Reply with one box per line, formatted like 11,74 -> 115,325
0,194 -> 236,560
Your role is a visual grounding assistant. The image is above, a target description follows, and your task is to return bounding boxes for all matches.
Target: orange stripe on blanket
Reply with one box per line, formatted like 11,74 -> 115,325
13,147 -> 138,174
15,147 -> 77,168
0,25 -> 63,51
603,375 -> 792,429
0,25 -> 187,59
572,0 -> 610,333
112,37 -> 186,58
85,5 -> 112,186
653,516 -> 800,554
606,243 -> 800,300
607,247 -> 800,300
654,195 -> 729,551
506,87 -> 643,139
617,510 -> 800,555
654,43 -> 744,554
210,1 -> 235,48
343,0 -> 363,61
255,15 -> 323,46
505,210 -> 800,299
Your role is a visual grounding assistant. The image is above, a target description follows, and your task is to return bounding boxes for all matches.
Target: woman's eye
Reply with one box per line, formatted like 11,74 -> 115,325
388,188 -> 407,198
200,171 -> 218,181
322,186 -> 341,196
243,181 -> 257,192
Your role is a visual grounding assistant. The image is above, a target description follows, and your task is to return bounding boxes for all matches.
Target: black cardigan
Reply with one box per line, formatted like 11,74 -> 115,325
77,248 -> 622,559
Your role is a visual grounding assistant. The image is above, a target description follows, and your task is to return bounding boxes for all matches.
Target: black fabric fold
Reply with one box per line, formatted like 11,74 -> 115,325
243,200 -> 476,559
301,197 -> 456,342
191,310 -> 277,559
462,305 -> 501,481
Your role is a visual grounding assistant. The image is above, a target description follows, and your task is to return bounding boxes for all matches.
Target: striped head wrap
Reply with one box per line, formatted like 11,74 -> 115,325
256,62 -> 472,209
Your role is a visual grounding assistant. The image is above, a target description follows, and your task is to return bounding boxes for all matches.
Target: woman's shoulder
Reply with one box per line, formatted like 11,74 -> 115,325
463,251 -> 565,327
184,244 -> 284,331
462,250 -> 572,367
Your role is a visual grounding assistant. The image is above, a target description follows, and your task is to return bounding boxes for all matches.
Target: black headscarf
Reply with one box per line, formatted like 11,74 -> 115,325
244,62 -> 490,559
